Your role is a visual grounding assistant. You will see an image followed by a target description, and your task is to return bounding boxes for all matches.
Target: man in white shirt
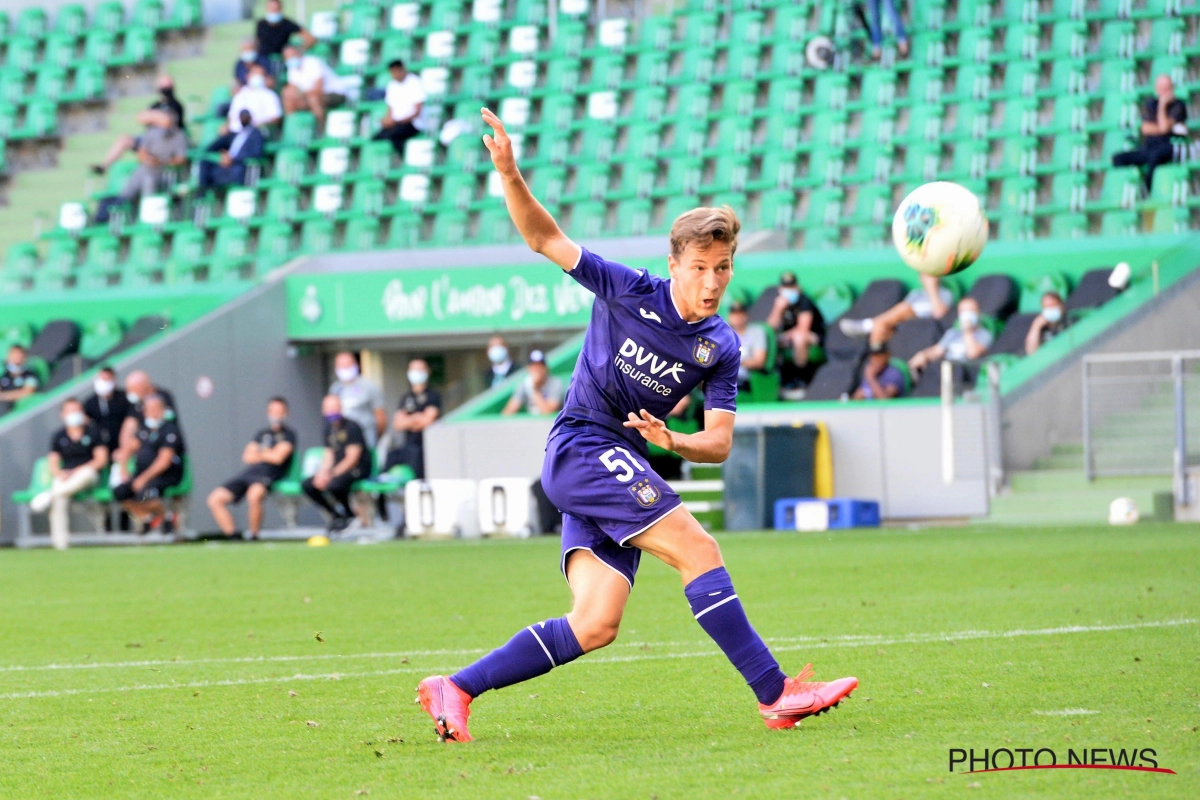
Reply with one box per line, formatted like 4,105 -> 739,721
281,44 -> 348,130
372,59 -> 426,155
227,64 -> 283,132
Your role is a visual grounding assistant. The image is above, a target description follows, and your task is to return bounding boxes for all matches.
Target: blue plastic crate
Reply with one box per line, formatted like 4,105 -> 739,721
774,498 -> 881,530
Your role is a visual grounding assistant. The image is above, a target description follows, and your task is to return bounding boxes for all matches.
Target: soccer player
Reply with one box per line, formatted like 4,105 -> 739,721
417,109 -> 858,742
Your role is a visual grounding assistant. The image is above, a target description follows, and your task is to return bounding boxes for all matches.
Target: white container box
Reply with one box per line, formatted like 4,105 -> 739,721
405,480 -> 480,538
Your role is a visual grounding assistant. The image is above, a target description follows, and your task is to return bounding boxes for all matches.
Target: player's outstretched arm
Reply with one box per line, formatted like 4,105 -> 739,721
623,409 -> 735,464
481,107 -> 581,271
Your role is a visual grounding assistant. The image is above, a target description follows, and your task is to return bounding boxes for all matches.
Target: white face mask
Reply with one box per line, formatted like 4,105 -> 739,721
65,411 -> 86,428
335,366 -> 359,383
1042,306 -> 1063,324
240,50 -> 257,63
960,310 -> 979,327
94,378 -> 114,396
408,370 -> 429,386
126,391 -> 141,404
144,417 -> 162,430
488,345 -> 509,365
248,74 -> 266,89
268,415 -> 286,427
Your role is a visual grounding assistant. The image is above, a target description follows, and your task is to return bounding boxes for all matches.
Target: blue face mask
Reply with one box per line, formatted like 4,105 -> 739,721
285,58 -> 302,71
265,11 -> 283,23
240,51 -> 257,63
1042,306 -> 1063,324
960,310 -> 979,327
324,413 -> 342,425
781,288 -> 800,304
6,362 -> 21,374
145,417 -> 162,430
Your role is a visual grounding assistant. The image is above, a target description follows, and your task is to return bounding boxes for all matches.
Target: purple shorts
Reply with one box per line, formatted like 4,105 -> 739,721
541,426 -> 682,588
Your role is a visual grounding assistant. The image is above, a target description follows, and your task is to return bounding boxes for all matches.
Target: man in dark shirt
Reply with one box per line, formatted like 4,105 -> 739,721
853,342 -> 906,401
234,38 -> 274,89
29,398 -> 108,549
256,0 -> 315,61
112,395 -> 187,532
764,271 -> 826,394
303,394 -> 372,533
484,335 -> 516,388
383,359 -> 442,481
1112,74 -> 1188,190
198,110 -> 266,193
83,366 -> 131,455
207,397 -> 297,539
0,344 -> 39,415
111,370 -> 178,485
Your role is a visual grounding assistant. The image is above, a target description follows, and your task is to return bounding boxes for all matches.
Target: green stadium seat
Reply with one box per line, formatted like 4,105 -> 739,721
4,37 -> 38,73
93,1 -> 125,33
163,228 -> 205,283
1,321 -> 35,349
1019,273 -> 1073,313
77,318 -> 124,363
35,67 -> 69,104
15,8 -> 48,39
78,234 -> 121,288
84,30 -> 117,66
132,0 -> 164,29
164,0 -> 202,29
54,4 -> 87,37
255,222 -> 294,274
112,27 -> 157,67
0,70 -> 26,107
812,283 -> 856,323
280,112 -> 317,148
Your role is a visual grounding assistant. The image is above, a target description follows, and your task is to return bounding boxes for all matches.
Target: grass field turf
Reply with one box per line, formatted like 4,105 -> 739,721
1,524 -> 1197,798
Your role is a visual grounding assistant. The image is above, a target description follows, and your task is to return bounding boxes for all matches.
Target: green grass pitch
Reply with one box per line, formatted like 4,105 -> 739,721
1,524 -> 1197,798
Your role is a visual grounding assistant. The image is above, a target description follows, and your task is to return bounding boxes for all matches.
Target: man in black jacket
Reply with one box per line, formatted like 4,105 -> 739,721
82,366 -> 131,456
1112,75 -> 1189,190
302,394 -> 373,533
198,110 -> 266,193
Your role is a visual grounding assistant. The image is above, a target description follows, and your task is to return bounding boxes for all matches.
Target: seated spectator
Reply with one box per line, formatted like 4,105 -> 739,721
95,109 -> 188,223
198,110 -> 266,193
373,59 -> 426,156
866,0 -> 910,60
908,297 -> 993,378
765,271 -> 825,394
234,38 -> 273,91
839,274 -> 952,346
853,342 -> 905,400
1112,75 -> 1188,191
0,344 -> 39,413
29,399 -> 108,550
111,370 -> 178,487
91,75 -> 186,176
281,44 -> 351,131
1025,291 -> 1068,355
382,359 -> 441,481
206,397 -> 296,539
484,335 -> 516,388
727,299 -> 768,391
112,395 -> 187,533
227,64 -> 283,133
302,395 -> 373,533
83,365 -> 131,455
256,0 -> 315,63
503,351 -> 565,416
329,351 -> 386,450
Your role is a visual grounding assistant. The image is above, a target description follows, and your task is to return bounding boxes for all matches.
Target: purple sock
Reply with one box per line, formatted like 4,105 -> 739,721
450,616 -> 584,698
685,567 -> 787,706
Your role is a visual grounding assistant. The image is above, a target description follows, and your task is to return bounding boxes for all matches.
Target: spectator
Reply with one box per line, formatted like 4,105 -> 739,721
1112,75 -> 1188,191
91,75 -> 186,176
83,366 -> 131,455
328,351 -> 386,450
281,44 -> 351,131
852,342 -> 905,400
839,274 -> 952,346
29,398 -> 108,550
198,110 -> 266,193
256,0 -> 315,61
765,271 -> 825,395
503,351 -> 565,416
234,38 -> 273,90
95,109 -> 188,223
866,0 -> 910,60
908,297 -> 993,378
227,64 -> 283,133
206,397 -> 297,539
726,299 -> 768,392
382,359 -> 441,480
373,59 -> 426,156
1024,291 -> 1068,355
112,395 -> 187,533
302,394 -> 372,533
484,335 -> 516,388
0,344 -> 39,413
111,370 -> 178,487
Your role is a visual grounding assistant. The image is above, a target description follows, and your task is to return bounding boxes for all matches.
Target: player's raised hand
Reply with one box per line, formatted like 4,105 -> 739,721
481,107 -> 518,179
624,409 -> 673,451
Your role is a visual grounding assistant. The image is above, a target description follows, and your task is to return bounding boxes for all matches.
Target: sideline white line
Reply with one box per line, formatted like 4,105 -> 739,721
1034,709 -> 1100,716
0,619 -> 1191,701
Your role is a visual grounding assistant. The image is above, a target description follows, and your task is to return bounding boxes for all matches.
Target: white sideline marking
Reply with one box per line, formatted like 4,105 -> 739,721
1033,709 -> 1100,716
0,619 -> 1190,701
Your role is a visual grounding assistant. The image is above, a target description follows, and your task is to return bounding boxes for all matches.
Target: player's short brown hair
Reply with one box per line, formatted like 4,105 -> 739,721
669,205 -> 740,258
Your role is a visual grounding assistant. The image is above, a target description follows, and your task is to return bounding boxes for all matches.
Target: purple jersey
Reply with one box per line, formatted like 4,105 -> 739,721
548,247 -> 740,455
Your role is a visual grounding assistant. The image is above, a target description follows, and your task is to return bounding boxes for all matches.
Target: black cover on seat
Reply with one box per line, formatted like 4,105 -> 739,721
911,360 -> 979,398
44,359 -> 79,391
844,278 -> 908,319
989,313 -> 1038,355
118,315 -> 170,350
746,288 -> 776,323
27,319 -> 81,365
965,273 -> 1019,319
887,318 -> 943,361
1065,268 -> 1121,312
804,358 -> 862,400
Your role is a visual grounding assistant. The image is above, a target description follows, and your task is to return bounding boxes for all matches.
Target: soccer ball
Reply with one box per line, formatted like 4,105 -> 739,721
1108,497 -> 1140,526
891,182 -> 989,277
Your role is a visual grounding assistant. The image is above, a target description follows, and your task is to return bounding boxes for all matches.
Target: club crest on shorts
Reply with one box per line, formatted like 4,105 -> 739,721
629,478 -> 662,508
692,336 -> 717,366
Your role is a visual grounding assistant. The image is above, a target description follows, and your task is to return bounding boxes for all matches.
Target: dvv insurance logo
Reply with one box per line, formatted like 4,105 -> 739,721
948,746 -> 1176,776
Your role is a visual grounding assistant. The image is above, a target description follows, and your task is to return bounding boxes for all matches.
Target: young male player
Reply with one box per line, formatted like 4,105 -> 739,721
417,109 -> 857,742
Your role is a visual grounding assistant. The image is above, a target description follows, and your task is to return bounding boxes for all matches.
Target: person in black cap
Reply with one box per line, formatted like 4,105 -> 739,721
853,341 -> 906,400
726,298 -> 770,392
765,271 -> 825,393
502,350 -> 565,415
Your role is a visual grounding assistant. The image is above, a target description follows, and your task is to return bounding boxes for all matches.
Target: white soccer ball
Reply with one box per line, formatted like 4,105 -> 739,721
1108,497 -> 1140,526
891,181 -> 989,277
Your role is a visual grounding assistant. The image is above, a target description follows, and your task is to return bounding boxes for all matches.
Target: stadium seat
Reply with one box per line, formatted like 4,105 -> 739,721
989,312 -> 1039,355
1064,267 -> 1122,314
963,274 -> 1019,319
911,360 -> 978,398
804,359 -> 862,401
887,319 -> 943,361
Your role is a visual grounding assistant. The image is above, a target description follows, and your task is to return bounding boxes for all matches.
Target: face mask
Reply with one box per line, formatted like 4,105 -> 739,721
265,11 -> 283,23
160,87 -> 174,98
126,391 -> 140,404
248,74 -> 266,89
781,288 -> 800,304
960,310 -> 979,327
94,378 -> 114,396
408,370 -> 429,386
65,411 -> 86,428
324,413 -> 342,424
145,417 -> 162,430
488,345 -> 508,365
240,114 -> 253,128
240,51 -> 257,63
285,58 -> 302,71
268,415 -> 286,427
6,362 -> 22,374
1042,306 -> 1063,324
335,366 -> 359,383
